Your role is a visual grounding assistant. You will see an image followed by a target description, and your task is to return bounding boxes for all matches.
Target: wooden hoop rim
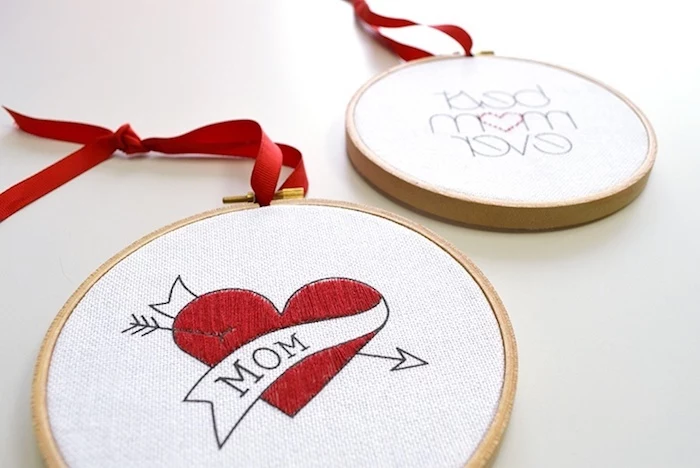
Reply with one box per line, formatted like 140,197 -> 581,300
31,199 -> 518,468
345,55 -> 658,231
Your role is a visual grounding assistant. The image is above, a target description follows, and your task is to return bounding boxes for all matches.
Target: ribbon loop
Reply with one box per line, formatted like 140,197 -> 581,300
0,108 -> 308,223
113,124 -> 147,155
350,0 -> 473,61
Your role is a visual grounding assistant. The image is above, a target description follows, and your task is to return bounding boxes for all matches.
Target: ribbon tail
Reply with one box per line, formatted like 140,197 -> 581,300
0,137 -> 116,222
3,107 -> 113,144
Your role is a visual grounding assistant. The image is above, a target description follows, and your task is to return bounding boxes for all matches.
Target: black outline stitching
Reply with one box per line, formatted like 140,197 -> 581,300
148,275 -> 198,319
121,314 -> 172,337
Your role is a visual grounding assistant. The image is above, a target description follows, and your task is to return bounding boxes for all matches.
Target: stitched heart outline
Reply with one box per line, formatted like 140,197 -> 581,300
479,112 -> 524,132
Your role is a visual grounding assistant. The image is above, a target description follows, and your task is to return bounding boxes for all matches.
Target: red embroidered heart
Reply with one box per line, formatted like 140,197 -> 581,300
480,112 -> 524,132
173,278 -> 383,416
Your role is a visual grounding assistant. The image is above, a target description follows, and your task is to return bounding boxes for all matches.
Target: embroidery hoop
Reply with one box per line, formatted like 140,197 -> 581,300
345,54 -> 657,231
31,198 -> 517,468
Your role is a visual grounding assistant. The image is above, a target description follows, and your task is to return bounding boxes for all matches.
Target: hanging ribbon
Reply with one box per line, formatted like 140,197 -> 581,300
350,0 -> 473,61
0,107 -> 307,223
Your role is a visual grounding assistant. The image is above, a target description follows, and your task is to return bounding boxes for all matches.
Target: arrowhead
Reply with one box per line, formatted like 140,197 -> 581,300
390,348 -> 428,371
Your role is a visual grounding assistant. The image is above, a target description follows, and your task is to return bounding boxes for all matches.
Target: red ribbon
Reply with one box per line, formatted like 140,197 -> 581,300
351,0 -> 473,60
0,108 -> 307,223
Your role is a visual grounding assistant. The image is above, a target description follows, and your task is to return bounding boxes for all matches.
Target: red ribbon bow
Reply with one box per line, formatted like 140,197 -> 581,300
351,0 -> 473,61
0,108 -> 307,223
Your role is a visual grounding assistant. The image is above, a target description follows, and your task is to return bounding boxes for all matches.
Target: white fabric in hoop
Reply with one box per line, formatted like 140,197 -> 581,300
352,56 -> 650,203
45,204 -> 506,467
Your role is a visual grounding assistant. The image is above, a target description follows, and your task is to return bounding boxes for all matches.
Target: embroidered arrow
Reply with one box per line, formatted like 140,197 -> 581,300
121,314 -> 172,337
356,347 -> 428,371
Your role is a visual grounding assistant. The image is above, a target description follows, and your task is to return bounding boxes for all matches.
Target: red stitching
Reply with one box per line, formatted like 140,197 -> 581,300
172,278 -> 383,417
479,112 -> 524,133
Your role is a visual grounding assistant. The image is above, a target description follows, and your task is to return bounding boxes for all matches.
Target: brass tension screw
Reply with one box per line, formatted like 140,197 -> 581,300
222,187 -> 305,204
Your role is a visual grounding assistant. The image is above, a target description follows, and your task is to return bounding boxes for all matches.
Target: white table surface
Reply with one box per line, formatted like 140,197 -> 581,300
1,0 -> 697,466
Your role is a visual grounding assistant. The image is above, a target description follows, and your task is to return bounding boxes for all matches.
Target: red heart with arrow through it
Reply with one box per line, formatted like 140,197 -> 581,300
172,278 -> 383,417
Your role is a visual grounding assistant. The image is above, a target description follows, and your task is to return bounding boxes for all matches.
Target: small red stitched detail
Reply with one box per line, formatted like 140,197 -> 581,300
479,112 -> 525,133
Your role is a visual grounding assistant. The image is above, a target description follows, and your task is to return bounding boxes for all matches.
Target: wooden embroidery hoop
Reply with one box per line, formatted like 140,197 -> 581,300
31,198 -> 518,468
345,54 -> 658,231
